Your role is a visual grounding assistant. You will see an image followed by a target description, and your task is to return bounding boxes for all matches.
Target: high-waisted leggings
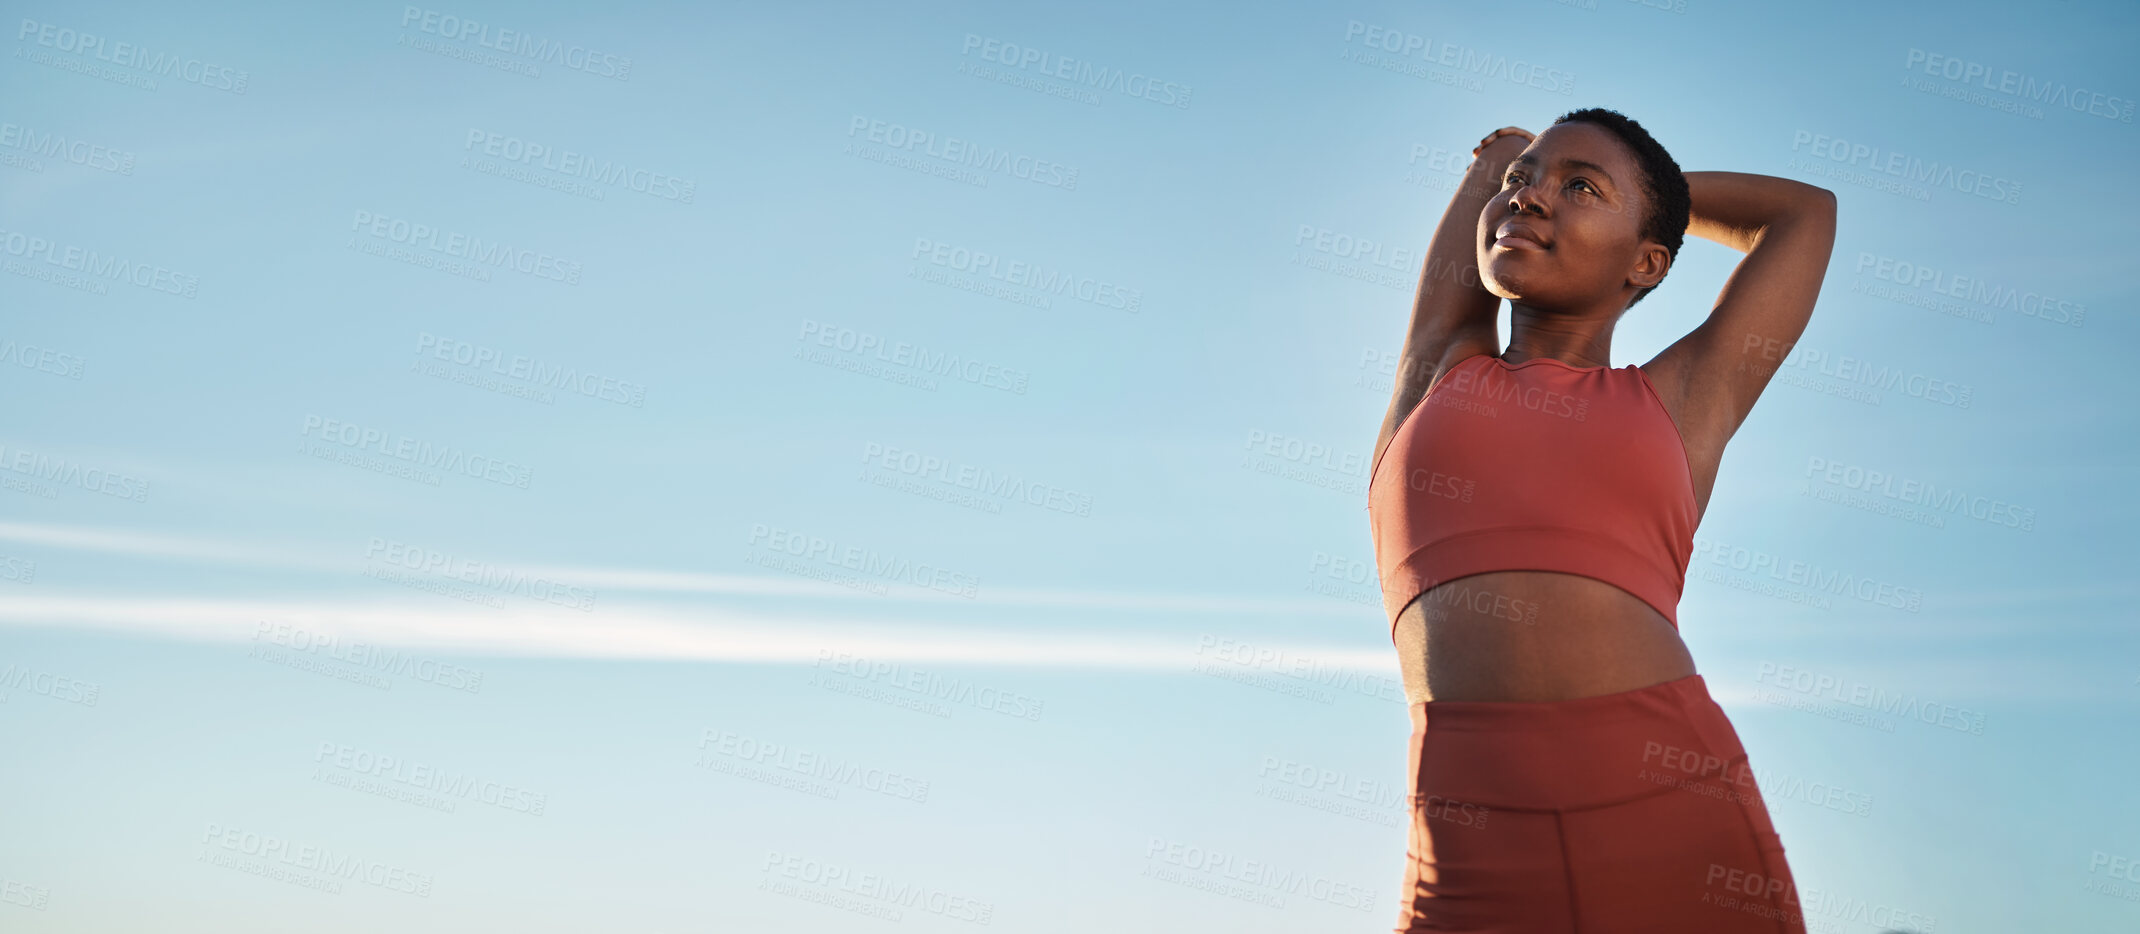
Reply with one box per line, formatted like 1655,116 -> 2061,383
1394,673 -> 1806,933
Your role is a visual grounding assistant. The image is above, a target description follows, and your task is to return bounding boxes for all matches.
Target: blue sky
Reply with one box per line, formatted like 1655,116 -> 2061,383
3,0 -> 2137,930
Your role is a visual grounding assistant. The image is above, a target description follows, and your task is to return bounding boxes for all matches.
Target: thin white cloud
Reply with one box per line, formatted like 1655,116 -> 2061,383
0,592 -> 1396,675
0,520 -> 1346,613
0,520 -> 342,571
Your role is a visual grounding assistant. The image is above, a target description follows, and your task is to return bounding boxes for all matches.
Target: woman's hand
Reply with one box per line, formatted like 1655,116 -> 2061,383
1472,127 -> 1534,158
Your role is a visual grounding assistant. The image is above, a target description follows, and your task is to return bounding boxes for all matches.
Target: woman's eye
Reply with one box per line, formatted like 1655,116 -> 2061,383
1505,174 -> 1595,194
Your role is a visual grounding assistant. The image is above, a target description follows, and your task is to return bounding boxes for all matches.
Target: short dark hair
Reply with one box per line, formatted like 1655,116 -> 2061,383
1549,108 -> 1688,309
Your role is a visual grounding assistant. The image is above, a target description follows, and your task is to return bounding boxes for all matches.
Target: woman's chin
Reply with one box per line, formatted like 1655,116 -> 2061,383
1479,274 -> 1528,301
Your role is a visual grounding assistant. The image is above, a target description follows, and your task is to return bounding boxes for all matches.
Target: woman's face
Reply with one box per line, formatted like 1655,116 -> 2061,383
1476,122 -> 1660,310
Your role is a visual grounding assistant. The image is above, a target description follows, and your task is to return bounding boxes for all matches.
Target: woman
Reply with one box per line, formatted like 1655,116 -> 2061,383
1367,108 -> 1836,933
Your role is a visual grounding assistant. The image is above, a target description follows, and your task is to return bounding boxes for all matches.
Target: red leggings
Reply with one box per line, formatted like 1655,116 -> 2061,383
1395,674 -> 1806,933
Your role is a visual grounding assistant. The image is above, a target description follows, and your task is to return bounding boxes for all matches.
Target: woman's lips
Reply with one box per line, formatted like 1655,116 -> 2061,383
1493,235 -> 1547,251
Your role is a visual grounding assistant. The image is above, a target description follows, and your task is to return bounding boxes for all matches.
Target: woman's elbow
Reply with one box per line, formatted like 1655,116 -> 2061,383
1802,185 -> 1838,218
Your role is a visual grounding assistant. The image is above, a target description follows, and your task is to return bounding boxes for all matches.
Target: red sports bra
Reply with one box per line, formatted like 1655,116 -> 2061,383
1367,352 -> 1699,638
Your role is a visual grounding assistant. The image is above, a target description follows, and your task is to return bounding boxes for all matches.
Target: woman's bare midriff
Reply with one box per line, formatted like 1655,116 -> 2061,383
1392,570 -> 1697,703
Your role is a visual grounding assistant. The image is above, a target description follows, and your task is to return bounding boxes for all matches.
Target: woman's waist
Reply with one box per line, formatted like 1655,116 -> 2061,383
1393,572 -> 1696,703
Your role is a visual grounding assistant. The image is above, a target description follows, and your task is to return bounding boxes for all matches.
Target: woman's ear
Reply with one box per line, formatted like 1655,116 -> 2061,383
1629,243 -> 1672,291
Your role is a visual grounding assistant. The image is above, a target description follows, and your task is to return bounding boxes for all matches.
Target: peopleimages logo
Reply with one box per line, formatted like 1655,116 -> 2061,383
957,34 -> 1193,108
1788,129 -> 2022,204
858,441 -> 1094,517
16,18 -> 252,93
1141,836 -> 1379,912
813,650 -> 1044,720
462,130 -> 693,202
398,7 -> 631,79
1340,20 -> 1575,95
698,729 -> 932,802
0,442 -> 151,503
415,331 -> 647,407
750,523 -> 980,599
1853,251 -> 2084,326
0,228 -> 199,297
1802,455 -> 2034,531
349,211 -> 582,284
910,238 -> 1142,312
313,742 -> 548,815
1690,536 -> 1923,612
300,415 -> 534,490
198,823 -> 434,897
760,850 -> 995,924
0,122 -> 137,174
1755,662 -> 1986,735
796,318 -> 1032,395
846,116 -> 1081,190
1904,48 -> 2134,123
0,663 -> 99,706
364,537 -> 597,611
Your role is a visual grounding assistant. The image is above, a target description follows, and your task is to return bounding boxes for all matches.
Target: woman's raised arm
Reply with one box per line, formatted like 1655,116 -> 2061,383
1683,171 -> 1835,254
1646,171 -> 1838,448
1371,131 -> 1529,479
